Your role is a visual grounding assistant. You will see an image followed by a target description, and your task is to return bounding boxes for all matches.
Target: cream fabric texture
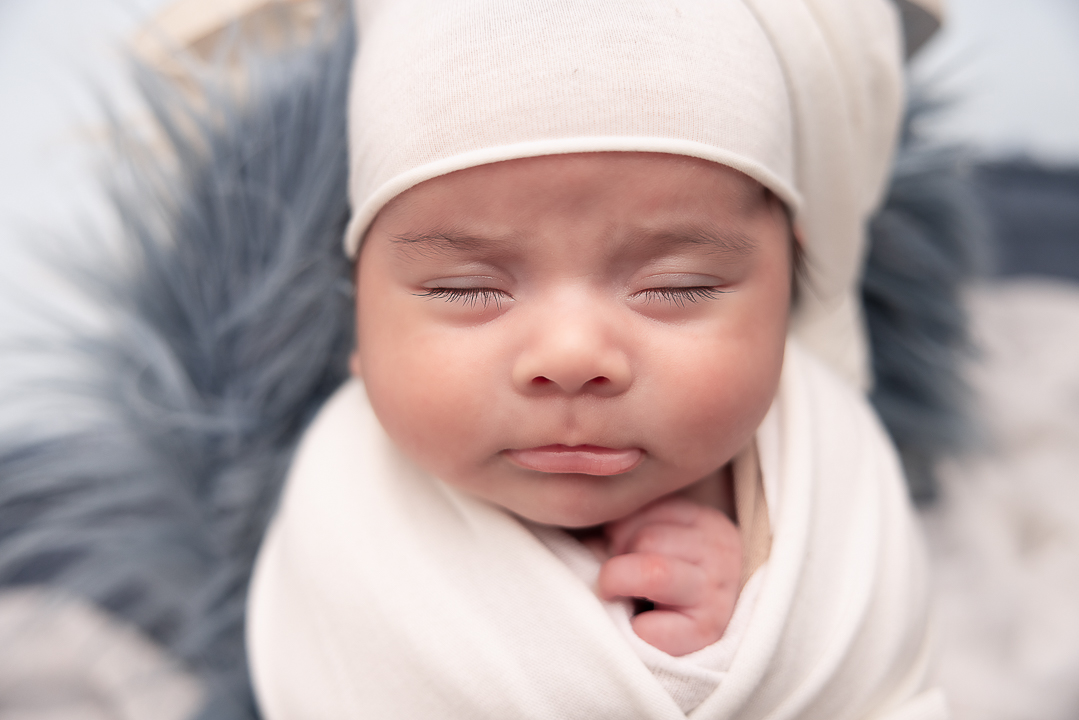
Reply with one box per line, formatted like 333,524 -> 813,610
343,0 -> 904,387
528,445 -> 773,713
530,519 -> 770,714
247,342 -> 945,720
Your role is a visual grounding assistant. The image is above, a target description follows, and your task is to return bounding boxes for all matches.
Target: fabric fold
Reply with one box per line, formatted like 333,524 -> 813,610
247,341 -> 945,719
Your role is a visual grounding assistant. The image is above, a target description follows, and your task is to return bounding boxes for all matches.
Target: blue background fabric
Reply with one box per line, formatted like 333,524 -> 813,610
0,21 -> 355,719
0,9 -> 985,718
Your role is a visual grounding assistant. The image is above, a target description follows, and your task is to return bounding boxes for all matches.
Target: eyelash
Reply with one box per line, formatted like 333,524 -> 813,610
416,285 -> 727,309
415,287 -> 508,308
636,286 -> 728,306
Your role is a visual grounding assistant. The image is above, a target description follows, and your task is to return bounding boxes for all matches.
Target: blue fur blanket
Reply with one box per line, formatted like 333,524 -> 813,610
0,15 -> 982,720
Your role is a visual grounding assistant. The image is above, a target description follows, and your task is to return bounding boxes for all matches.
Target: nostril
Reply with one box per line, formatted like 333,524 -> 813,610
530,375 -> 610,390
515,345 -> 631,394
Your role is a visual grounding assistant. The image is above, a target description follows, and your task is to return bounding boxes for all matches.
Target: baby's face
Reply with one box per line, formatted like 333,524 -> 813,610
353,152 -> 790,527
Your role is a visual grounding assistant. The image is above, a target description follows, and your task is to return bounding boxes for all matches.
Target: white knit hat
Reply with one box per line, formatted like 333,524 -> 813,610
344,0 -> 904,389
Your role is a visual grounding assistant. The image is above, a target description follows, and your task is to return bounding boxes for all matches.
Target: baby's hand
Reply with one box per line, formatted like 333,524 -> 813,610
597,497 -> 742,657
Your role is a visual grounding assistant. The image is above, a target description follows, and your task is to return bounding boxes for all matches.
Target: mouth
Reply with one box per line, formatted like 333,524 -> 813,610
504,445 -> 644,476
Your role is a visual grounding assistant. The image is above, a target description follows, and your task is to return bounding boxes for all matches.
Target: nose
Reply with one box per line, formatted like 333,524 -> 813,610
511,299 -> 632,396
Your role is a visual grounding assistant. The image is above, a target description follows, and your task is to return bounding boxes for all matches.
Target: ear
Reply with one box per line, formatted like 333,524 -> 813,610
349,349 -> 363,378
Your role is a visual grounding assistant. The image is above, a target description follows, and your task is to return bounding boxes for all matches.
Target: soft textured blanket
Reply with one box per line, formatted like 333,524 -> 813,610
247,340 -> 945,719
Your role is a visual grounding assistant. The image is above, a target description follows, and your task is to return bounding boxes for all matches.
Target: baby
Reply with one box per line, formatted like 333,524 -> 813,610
248,0 -> 946,717
351,152 -> 780,657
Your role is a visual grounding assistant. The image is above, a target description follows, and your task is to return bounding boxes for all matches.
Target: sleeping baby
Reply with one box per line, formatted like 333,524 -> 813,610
246,0 -> 947,718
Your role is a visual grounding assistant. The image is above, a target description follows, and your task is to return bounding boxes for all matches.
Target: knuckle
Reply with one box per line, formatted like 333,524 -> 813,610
704,513 -> 742,549
707,551 -> 741,583
639,554 -> 672,589
632,524 -> 668,552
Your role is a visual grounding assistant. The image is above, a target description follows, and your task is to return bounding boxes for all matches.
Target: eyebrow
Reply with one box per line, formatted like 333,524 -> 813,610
392,230 -> 490,248
389,230 -> 519,259
622,224 -> 758,260
389,223 -> 758,259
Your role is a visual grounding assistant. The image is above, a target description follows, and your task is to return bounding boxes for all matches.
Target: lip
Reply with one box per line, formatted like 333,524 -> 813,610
504,445 -> 644,476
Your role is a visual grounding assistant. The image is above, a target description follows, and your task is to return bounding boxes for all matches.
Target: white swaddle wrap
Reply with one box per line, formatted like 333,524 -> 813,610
247,342 -> 946,719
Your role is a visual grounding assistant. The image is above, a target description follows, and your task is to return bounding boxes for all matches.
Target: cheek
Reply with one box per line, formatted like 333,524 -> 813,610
661,341 -> 781,451
358,305 -> 498,469
650,300 -> 787,461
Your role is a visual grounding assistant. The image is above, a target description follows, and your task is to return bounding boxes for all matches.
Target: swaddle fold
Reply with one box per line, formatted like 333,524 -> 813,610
247,342 -> 946,719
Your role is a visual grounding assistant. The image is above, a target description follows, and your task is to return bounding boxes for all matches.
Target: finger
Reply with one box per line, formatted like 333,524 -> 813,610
597,552 -> 705,607
631,608 -> 725,657
606,497 -> 705,555
617,522 -> 709,565
609,502 -> 741,562
686,510 -> 744,578
617,523 -> 743,595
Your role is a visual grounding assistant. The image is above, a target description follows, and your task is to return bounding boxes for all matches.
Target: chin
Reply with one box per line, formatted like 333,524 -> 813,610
507,493 -> 643,529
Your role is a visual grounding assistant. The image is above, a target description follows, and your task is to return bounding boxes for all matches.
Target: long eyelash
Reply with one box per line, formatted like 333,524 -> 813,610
638,287 -> 728,307
415,287 -> 506,309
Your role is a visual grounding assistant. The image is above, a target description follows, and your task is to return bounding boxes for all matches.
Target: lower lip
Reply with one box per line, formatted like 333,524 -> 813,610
505,445 -> 644,476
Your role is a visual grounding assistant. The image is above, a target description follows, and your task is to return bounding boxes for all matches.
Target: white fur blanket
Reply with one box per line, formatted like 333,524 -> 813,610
247,342 -> 946,719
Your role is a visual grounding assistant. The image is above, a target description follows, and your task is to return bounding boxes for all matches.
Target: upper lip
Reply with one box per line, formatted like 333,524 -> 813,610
511,443 -> 628,451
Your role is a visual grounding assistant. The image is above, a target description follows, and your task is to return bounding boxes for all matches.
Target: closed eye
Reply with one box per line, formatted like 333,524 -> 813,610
635,286 -> 728,307
415,287 -> 510,309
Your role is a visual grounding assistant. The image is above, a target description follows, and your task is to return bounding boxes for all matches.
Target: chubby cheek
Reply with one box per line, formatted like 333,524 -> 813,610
653,312 -> 786,470
358,310 -> 500,477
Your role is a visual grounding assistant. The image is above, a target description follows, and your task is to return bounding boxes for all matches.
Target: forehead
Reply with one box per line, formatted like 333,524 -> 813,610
370,152 -> 772,240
